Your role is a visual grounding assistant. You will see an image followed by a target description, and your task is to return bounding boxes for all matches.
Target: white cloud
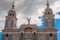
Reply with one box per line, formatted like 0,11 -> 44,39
31,14 -> 42,26
51,0 -> 60,12
0,0 -> 60,32
17,11 -> 42,26
51,0 -> 60,19
55,14 -> 60,19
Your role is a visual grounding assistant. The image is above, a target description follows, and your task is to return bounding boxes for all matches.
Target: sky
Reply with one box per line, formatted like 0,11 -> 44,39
0,0 -> 60,40
0,0 -> 60,30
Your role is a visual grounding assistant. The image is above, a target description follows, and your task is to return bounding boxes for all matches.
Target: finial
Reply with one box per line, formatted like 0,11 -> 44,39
12,2 -> 15,9
27,17 -> 31,25
47,0 -> 49,7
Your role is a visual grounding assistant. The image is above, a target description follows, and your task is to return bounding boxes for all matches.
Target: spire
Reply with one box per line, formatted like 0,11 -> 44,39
12,2 -> 15,9
47,0 -> 49,7
27,17 -> 31,25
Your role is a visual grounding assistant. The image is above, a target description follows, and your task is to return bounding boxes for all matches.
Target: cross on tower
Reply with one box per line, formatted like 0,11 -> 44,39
27,17 -> 31,25
47,0 -> 50,7
12,2 -> 15,9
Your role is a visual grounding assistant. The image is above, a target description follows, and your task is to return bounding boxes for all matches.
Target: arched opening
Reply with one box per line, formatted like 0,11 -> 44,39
24,27 -> 32,32
6,34 -> 8,37
25,27 -> 32,30
50,33 -> 52,37
48,12 -> 50,14
32,32 -> 37,40
13,14 -> 14,16
10,14 -> 12,16
6,34 -> 12,40
20,32 -> 24,40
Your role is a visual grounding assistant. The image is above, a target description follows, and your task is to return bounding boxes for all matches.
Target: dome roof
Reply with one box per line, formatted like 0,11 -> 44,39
8,2 -> 16,16
8,9 -> 16,16
45,7 -> 53,14
8,9 -> 16,14
8,10 -> 16,14
44,0 -> 53,14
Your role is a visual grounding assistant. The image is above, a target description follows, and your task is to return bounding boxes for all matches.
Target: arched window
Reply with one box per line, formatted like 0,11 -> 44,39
6,34 -> 8,37
25,27 -> 32,30
20,32 -> 24,40
13,14 -> 14,16
32,32 -> 37,40
24,27 -> 32,32
50,33 -> 52,37
6,34 -> 12,40
10,14 -> 12,16
48,12 -> 50,14
29,27 -> 32,30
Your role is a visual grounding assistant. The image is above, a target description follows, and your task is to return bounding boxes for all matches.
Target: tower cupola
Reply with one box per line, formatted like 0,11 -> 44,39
8,2 -> 16,17
45,0 -> 53,15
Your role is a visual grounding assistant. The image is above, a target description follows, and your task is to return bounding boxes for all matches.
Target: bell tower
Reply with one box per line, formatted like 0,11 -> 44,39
5,2 -> 17,29
44,0 -> 55,28
44,0 -> 57,40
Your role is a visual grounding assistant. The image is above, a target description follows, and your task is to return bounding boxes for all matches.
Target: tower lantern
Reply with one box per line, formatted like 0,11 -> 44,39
12,2 -> 15,9
47,0 -> 49,8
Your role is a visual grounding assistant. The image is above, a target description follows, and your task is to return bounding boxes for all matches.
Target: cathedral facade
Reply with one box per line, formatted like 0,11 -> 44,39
2,0 -> 57,40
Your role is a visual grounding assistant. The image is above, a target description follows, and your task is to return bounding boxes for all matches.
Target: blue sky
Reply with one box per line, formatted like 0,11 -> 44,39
0,32 -> 2,40
53,12 -> 60,40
